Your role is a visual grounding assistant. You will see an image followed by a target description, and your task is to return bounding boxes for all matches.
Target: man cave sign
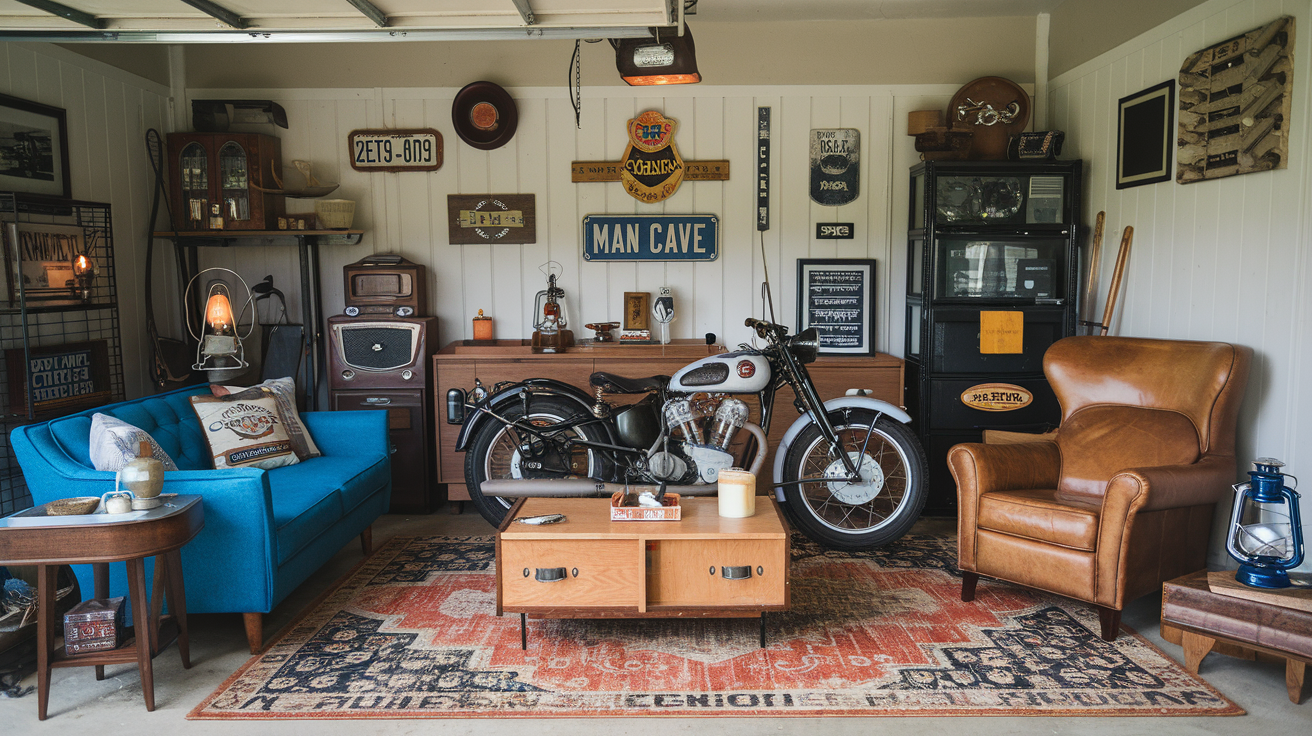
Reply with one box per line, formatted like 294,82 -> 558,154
810,129 -> 860,206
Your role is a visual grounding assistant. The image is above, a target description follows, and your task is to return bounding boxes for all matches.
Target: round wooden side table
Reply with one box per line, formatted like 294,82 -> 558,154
0,494 -> 204,720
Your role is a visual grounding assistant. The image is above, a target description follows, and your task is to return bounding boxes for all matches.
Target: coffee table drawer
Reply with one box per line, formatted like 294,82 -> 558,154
648,539 -> 786,607
501,539 -> 639,608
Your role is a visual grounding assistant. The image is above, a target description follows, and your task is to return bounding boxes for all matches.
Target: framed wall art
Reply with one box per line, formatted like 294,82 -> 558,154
3,222 -> 91,304
0,93 -> 71,199
796,258 -> 876,356
6,339 -> 112,416
1116,80 -> 1175,189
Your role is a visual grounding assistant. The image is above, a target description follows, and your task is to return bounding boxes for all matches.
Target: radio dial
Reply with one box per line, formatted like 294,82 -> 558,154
395,306 -> 415,317
344,306 -> 360,317
341,369 -> 356,381
402,370 -> 414,380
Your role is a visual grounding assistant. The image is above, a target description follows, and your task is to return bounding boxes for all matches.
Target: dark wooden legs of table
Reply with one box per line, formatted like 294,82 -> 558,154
34,555 -> 192,720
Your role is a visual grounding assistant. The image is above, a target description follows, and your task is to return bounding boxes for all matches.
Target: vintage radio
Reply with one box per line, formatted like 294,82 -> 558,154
328,315 -> 439,512
343,254 -> 428,317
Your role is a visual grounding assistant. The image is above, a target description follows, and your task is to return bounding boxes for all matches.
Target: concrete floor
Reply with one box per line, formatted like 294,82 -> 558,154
3,511 -> 1308,735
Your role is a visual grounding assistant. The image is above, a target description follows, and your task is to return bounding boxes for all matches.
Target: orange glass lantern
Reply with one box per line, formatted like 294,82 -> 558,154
186,268 -> 254,381
71,252 -> 96,301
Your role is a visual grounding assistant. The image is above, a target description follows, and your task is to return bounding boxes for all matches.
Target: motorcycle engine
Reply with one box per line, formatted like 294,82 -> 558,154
653,396 -> 750,484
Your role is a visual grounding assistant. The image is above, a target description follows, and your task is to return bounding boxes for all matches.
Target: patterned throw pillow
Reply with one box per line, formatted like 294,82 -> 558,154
211,377 -> 321,460
88,413 -> 179,472
190,387 -> 300,470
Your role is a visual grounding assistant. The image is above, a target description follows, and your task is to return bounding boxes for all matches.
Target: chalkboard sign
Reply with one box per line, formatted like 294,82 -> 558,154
796,259 -> 875,355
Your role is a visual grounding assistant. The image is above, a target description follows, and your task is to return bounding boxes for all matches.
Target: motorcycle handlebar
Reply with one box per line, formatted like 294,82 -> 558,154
744,317 -> 786,340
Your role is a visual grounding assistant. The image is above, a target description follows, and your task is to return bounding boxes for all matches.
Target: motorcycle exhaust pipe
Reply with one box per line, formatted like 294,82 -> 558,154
480,479 -> 720,498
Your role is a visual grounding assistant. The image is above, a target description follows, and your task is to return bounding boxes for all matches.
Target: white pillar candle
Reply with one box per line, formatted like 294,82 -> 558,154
717,468 -> 756,518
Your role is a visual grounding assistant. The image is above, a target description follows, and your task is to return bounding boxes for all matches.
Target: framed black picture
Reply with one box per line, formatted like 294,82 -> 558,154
0,93 -> 71,199
1116,80 -> 1175,189
796,258 -> 875,356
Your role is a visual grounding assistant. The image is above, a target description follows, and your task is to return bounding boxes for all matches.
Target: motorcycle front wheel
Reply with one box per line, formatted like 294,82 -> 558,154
780,408 -> 928,549
463,395 -> 610,528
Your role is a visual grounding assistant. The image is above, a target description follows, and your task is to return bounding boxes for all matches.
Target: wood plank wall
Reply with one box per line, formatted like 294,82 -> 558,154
1048,0 -> 1312,570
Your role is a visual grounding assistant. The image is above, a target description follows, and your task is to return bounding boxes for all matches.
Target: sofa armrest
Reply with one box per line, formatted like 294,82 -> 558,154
302,410 -> 389,458
948,441 -> 1061,571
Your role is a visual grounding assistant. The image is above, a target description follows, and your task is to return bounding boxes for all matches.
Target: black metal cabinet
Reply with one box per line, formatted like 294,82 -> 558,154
904,160 -> 1082,514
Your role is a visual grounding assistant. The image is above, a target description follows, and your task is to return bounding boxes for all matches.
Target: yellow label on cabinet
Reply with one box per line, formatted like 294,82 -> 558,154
980,311 -> 1024,354
961,383 -> 1034,412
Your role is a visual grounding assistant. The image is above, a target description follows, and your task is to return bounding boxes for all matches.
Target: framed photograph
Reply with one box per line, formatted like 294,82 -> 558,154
4,222 -> 89,304
623,292 -> 650,331
1116,80 -> 1175,189
0,93 -> 71,199
6,339 -> 112,416
796,258 -> 876,356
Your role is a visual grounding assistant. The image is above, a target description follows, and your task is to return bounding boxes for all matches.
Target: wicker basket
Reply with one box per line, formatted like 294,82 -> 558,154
314,199 -> 356,230
46,497 -> 101,516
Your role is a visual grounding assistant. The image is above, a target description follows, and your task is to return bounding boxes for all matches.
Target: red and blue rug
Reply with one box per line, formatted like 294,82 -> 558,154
190,534 -> 1241,718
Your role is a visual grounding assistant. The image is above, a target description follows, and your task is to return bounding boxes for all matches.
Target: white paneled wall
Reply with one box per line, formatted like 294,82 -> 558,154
187,84 -> 968,357
1049,0 -> 1312,570
0,42 -> 173,400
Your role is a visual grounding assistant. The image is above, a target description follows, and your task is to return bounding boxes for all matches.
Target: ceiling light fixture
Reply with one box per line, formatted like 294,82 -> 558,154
614,24 -> 700,86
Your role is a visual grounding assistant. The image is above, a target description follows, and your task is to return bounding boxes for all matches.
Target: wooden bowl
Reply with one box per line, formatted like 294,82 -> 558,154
45,497 -> 100,516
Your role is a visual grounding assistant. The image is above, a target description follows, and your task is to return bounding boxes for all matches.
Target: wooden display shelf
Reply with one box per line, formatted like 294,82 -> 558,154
50,617 -> 178,668
154,229 -> 363,238
434,340 -> 904,500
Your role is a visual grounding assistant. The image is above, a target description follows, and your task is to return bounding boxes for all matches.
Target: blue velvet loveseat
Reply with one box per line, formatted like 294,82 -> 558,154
9,384 -> 391,652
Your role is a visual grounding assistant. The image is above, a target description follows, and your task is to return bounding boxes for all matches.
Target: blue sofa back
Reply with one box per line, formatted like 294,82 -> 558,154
46,385 -> 212,470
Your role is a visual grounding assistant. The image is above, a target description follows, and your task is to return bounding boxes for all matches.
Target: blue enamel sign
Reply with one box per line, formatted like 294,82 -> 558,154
582,214 -> 719,262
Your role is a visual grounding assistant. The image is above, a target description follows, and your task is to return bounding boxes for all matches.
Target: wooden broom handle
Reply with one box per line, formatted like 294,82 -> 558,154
1100,226 -> 1133,336
1082,211 -> 1105,332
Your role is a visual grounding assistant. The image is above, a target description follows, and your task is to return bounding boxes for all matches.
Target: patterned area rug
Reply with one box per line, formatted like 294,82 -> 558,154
190,534 -> 1241,719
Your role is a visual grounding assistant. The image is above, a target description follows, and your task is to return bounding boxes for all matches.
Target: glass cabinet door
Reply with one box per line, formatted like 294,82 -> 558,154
218,141 -> 251,223
179,142 -> 209,228
935,237 -> 1067,300
934,174 -> 1067,226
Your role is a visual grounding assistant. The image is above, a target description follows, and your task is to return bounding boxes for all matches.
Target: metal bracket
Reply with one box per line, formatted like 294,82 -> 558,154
510,0 -> 536,26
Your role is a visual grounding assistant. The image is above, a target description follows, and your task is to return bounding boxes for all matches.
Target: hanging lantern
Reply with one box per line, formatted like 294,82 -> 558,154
185,268 -> 255,382
1225,458 -> 1304,588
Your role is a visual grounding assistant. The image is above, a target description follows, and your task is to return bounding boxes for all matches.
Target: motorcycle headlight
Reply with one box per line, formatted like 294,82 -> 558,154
789,328 -> 819,364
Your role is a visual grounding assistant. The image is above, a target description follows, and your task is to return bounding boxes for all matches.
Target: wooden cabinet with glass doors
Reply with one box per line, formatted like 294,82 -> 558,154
166,133 -> 285,231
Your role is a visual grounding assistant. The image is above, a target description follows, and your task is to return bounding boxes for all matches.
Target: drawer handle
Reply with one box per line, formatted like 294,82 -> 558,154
721,565 -> 753,580
364,397 -> 392,405
535,567 -> 568,582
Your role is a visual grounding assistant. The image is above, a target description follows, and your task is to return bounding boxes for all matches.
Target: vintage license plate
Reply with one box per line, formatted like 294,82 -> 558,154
349,128 -> 443,172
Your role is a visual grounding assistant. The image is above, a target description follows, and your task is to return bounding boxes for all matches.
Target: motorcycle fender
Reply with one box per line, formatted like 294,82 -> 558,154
454,378 -> 607,452
771,397 -> 912,501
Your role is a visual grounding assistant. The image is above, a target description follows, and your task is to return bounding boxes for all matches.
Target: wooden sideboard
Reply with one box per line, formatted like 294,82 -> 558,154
434,339 -> 904,501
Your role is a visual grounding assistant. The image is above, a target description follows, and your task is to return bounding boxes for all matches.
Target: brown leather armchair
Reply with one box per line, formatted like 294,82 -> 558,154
948,336 -> 1251,641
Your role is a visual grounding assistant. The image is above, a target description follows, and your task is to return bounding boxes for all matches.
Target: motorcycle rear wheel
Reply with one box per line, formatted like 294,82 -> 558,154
463,395 -> 609,528
780,409 -> 928,549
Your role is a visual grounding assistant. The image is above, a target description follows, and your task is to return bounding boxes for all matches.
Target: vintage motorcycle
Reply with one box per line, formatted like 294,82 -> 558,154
446,317 -> 928,548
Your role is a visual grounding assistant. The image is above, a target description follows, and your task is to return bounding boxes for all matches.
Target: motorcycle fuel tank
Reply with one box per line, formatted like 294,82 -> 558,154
669,351 -> 770,393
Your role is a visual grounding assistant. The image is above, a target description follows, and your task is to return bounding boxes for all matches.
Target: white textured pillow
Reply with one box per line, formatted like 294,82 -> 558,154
88,414 -> 179,472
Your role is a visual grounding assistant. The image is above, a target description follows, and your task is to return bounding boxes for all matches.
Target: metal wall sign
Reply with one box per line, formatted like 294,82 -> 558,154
582,214 -> 719,262
446,194 -> 536,244
960,383 -> 1034,412
809,129 -> 860,206
348,128 -> 443,172
815,222 -> 854,239
757,107 -> 770,230
570,110 -> 729,202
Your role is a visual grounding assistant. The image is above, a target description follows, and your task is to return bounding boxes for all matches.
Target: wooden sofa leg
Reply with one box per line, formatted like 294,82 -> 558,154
961,572 -> 979,602
243,612 -> 263,654
1096,606 -> 1122,642
360,525 -> 373,556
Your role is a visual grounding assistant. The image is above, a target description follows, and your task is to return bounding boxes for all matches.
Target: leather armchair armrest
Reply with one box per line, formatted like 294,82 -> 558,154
948,441 -> 1061,571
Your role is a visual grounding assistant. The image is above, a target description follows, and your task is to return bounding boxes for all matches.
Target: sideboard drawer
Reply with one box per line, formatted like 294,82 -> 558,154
500,539 -> 638,608
647,539 -> 786,607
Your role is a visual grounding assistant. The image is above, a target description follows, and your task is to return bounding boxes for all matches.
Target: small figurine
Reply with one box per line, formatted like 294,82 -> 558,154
585,322 -> 619,342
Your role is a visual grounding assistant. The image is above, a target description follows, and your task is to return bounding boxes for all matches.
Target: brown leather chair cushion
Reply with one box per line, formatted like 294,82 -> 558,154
1056,405 -> 1200,498
977,489 -> 1102,551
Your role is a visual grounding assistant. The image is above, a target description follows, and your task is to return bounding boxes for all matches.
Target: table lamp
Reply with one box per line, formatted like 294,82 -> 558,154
185,267 -> 255,382
1225,458 -> 1304,588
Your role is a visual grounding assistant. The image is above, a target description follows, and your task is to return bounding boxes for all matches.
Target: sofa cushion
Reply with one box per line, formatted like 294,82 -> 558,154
1056,405 -> 1201,499
977,488 -> 1102,552
318,454 -> 390,512
49,388 -> 211,471
268,468 -> 346,565
89,413 -> 179,471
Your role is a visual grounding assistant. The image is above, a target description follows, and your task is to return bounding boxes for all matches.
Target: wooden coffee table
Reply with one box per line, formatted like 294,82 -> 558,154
496,497 -> 790,648
0,495 -> 204,720
1161,569 -> 1311,704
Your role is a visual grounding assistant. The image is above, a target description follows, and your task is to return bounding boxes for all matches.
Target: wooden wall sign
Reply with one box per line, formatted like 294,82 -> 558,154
1177,15 -> 1294,184
348,128 -> 443,172
6,339 -> 111,415
570,110 -> 729,202
446,194 -> 536,244
810,129 -> 860,206
582,214 -> 718,262
960,383 -> 1034,412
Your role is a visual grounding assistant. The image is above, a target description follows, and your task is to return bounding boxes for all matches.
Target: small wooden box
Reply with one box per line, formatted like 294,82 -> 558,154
64,597 -> 125,656
609,492 -> 681,521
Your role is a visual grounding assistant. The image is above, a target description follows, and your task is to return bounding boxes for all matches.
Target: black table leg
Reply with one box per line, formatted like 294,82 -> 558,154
521,613 -> 527,650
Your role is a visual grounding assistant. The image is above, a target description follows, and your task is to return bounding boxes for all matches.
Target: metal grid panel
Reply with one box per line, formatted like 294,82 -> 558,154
0,193 -> 124,515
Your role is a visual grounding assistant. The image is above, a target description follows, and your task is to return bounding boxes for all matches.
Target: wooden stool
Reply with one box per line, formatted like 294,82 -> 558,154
1162,569 -> 1311,704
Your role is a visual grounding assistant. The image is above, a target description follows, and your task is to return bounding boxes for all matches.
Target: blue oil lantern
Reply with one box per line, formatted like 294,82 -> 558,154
1225,458 -> 1303,588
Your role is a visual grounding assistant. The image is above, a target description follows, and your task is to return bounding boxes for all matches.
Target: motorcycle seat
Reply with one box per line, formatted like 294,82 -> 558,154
589,371 -> 668,394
